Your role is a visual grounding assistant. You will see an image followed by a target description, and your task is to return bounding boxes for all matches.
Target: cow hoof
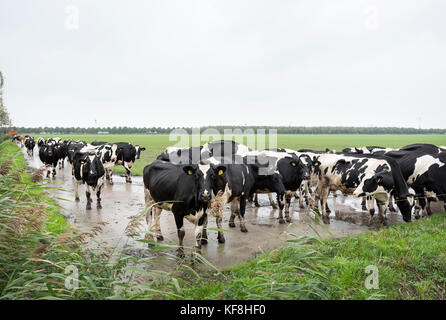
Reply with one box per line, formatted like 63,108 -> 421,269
97,203 -> 102,209
286,217 -> 291,223
200,237 -> 208,245
240,226 -> 248,233
255,203 -> 260,207
382,218 -> 388,226
322,216 -> 330,224
415,215 -> 420,220
271,204 -> 278,209
229,222 -> 236,228
86,205 -> 92,210
109,181 -> 113,185
278,218 -> 285,224
361,205 -> 367,211
176,249 -> 185,258
156,235 -> 164,241
300,204 -> 305,209
75,197 -> 80,202
218,235 -> 226,243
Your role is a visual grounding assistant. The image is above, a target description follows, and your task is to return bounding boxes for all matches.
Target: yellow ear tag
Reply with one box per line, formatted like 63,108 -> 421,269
218,169 -> 224,175
377,178 -> 382,183
291,162 -> 296,167
80,161 -> 85,164
315,162 -> 319,166
187,170 -> 193,175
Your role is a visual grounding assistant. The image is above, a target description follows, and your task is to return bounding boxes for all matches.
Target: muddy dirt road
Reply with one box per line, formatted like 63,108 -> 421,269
23,147 -> 444,269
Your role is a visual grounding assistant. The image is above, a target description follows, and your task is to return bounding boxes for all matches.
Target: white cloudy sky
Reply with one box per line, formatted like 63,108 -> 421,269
1,0 -> 445,128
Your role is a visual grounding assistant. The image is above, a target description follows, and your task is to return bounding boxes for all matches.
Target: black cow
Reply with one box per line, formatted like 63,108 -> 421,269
38,142 -> 59,177
24,136 -> 35,157
114,142 -> 146,183
73,150 -> 105,210
143,160 -> 216,256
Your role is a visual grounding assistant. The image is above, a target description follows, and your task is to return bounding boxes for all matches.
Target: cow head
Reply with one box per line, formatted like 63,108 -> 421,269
182,162 -> 216,204
81,152 -> 105,187
135,145 -> 146,159
353,169 -> 414,222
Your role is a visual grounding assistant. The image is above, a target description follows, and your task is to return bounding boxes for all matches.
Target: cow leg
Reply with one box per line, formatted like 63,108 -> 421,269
284,191 -> 293,223
194,211 -> 207,250
268,193 -> 278,209
414,195 -> 425,219
74,179 -> 81,201
361,196 -> 367,211
388,196 -> 397,212
154,207 -> 163,241
299,183 -> 306,209
201,215 -> 208,245
425,197 -> 435,217
238,196 -> 248,232
317,181 -> 330,224
96,186 -> 102,209
254,193 -> 260,207
377,200 -> 388,226
367,195 -> 375,220
108,168 -> 114,184
174,215 -> 186,258
276,194 -> 286,224
144,189 -> 155,242
229,200 -> 239,228
216,215 -> 225,243
123,163 -> 132,183
85,186 -> 92,210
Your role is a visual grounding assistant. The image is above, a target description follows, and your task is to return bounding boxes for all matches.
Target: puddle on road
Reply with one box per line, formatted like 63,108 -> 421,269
22,147 -> 443,270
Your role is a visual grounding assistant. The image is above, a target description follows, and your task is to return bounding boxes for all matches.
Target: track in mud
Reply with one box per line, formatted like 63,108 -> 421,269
23,147 -> 440,269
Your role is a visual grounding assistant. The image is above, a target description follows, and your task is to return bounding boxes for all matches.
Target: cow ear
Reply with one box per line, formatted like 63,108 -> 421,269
214,165 -> 226,176
141,147 -> 146,151
183,165 -> 196,175
375,174 -> 384,184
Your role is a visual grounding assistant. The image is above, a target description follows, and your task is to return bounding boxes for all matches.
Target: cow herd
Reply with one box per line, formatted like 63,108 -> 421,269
13,135 -> 146,209
12,135 -> 446,257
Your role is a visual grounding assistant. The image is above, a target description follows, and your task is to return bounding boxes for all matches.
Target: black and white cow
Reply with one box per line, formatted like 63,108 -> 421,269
200,155 -> 288,243
114,142 -> 146,183
37,137 -> 45,149
73,149 -> 106,210
378,144 -> 446,218
250,149 -> 312,218
143,159 -> 215,256
157,146 -> 211,164
342,146 -> 394,154
24,136 -> 35,157
311,153 -> 414,225
38,141 -> 60,177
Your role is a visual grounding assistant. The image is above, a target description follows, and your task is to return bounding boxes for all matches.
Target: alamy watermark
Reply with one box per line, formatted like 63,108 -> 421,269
166,128 -> 278,175
364,265 -> 379,289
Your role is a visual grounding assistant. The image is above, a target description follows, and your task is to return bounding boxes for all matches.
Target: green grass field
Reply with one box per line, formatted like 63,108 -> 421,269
36,134 -> 446,176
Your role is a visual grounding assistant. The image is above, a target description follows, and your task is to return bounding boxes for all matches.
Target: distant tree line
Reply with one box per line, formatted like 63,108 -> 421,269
6,126 -> 446,135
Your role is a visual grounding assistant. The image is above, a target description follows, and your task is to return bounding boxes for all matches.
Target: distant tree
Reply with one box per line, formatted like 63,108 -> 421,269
0,71 -> 12,130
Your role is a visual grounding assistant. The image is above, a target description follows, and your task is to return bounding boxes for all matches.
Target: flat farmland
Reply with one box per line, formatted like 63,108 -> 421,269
38,134 -> 446,176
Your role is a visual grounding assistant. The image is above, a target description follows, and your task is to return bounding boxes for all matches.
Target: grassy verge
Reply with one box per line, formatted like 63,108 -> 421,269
0,140 -> 126,299
166,215 -> 446,300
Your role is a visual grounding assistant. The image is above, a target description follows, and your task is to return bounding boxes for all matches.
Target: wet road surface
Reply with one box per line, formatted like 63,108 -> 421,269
23,147 -> 444,269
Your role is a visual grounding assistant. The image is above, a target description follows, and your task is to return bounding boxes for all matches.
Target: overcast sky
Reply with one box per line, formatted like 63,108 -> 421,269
1,0 -> 445,128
